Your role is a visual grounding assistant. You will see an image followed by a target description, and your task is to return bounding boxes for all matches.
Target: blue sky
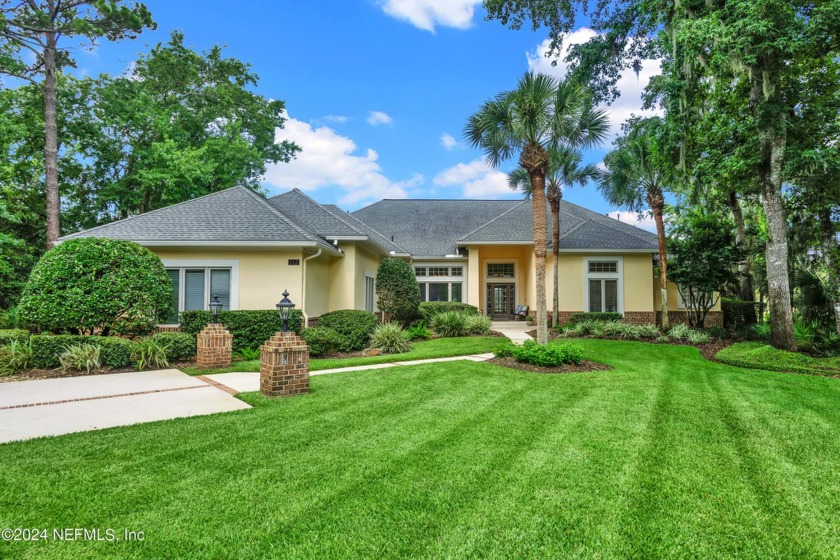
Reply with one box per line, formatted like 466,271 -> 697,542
66,0 -> 660,230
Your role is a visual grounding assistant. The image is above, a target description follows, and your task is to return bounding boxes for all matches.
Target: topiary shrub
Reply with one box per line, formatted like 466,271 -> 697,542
376,258 -> 421,324
368,322 -> 411,354
317,310 -> 378,352
567,312 -> 623,325
0,329 -> 29,346
180,309 -> 302,352
149,332 -> 196,361
19,238 -> 173,336
301,326 -> 344,357
418,302 -> 479,322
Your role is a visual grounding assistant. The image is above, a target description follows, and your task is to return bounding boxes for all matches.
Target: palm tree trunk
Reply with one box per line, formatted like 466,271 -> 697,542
819,209 -> 840,336
526,171 -> 549,344
648,191 -> 669,330
43,31 -> 60,249
727,189 -> 755,308
549,191 -> 560,328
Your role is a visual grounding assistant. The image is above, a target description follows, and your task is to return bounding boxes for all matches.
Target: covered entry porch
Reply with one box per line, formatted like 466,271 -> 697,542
465,244 -> 535,320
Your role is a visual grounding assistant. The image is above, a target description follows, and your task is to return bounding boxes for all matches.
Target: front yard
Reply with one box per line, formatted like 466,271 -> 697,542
2,339 -> 839,558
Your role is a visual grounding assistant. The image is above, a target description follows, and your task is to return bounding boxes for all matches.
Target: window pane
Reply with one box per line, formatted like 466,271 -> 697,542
428,267 -> 449,277
605,280 -> 618,312
451,283 -> 462,302
589,261 -> 618,273
418,283 -> 427,302
166,269 -> 180,323
210,269 -> 231,310
184,270 -> 206,311
488,263 -> 514,278
429,283 -> 449,302
589,279 -> 602,312
450,267 -> 463,277
414,267 -> 426,277
365,277 -> 375,312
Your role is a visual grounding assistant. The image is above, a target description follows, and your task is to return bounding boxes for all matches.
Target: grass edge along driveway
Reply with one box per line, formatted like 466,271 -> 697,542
2,338 -> 839,558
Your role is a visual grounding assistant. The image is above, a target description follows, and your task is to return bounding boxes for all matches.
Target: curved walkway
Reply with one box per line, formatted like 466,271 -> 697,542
491,321 -> 534,345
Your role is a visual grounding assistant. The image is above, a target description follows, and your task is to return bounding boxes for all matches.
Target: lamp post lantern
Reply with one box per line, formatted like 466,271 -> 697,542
276,290 -> 295,332
209,294 -> 223,324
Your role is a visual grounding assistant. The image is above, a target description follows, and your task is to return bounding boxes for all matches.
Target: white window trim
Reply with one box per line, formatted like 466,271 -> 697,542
364,273 -> 377,312
583,256 -> 624,314
676,285 -> 714,310
161,259 -> 240,324
414,262 -> 467,303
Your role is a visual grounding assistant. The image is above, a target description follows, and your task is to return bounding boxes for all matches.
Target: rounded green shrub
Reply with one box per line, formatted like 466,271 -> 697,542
465,314 -> 492,335
368,322 -> 411,354
317,310 -> 378,352
375,258 -> 420,324
429,311 -> 469,338
149,332 -> 196,361
301,326 -> 343,357
19,238 -> 173,336
512,340 -> 583,367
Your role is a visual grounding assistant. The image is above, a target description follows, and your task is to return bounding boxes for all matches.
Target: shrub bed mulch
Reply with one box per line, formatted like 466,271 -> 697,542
0,362 -> 196,383
487,356 -> 612,374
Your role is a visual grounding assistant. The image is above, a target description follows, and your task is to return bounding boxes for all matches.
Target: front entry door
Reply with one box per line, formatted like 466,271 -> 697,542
487,283 -> 515,320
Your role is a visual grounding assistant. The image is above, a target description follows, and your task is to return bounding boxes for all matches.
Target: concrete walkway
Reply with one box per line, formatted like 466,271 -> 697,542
0,369 -> 250,444
491,321 -> 534,345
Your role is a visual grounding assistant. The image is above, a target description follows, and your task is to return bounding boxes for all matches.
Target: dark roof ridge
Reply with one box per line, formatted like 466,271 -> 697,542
326,205 -> 411,254
457,199 -> 531,242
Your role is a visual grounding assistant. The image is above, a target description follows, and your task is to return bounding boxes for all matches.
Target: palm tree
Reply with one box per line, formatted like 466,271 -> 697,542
465,72 -> 609,343
599,117 -> 673,329
509,147 -> 601,327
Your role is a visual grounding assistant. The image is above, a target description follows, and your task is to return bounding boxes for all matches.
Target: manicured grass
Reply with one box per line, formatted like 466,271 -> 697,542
3,339 -> 840,558
182,336 -> 505,375
717,341 -> 840,376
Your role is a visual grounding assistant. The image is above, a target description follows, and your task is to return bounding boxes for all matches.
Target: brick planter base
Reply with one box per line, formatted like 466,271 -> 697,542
260,331 -> 310,398
196,324 -> 233,369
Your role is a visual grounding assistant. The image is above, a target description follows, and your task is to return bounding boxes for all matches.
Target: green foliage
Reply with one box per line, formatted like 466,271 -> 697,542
368,323 -> 412,355
149,332 -> 196,361
685,330 -> 711,344
567,312 -> 623,325
667,324 -> 692,341
721,298 -> 761,330
465,314 -> 492,335
19,238 -> 173,336
511,340 -> 584,367
30,335 -> 137,369
94,337 -> 138,369
301,327 -> 343,358
0,339 -> 33,376
751,322 -> 772,339
233,348 -> 261,362
429,311 -> 469,338
0,329 -> 29,346
418,302 -> 479,321
376,258 -> 421,324
494,342 -> 517,358
406,322 -> 432,340
716,342 -> 840,376
132,339 -> 169,371
560,320 -> 661,341
0,307 -> 22,329
59,344 -> 102,374
317,310 -> 379,352
179,309 -> 302,353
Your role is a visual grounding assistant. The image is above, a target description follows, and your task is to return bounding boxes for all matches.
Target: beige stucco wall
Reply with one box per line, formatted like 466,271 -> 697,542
623,254 -> 655,312
354,245 -> 381,310
152,248 -> 304,310
304,252 -> 332,318
654,279 -> 723,312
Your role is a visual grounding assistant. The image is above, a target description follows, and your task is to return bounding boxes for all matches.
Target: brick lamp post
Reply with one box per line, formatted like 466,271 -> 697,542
260,290 -> 310,397
196,295 -> 233,369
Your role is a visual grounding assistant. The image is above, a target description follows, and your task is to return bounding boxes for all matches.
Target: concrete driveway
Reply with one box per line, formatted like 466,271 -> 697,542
0,369 -> 250,444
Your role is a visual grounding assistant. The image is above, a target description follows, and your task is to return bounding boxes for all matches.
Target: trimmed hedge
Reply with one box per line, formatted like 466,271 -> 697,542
418,302 -> 479,321
30,335 -> 137,369
149,332 -> 196,361
496,340 -> 584,367
301,326 -> 344,357
0,329 -> 29,345
716,342 -> 840,376
317,310 -> 378,352
721,298 -> 762,330
180,309 -> 303,353
567,312 -> 623,325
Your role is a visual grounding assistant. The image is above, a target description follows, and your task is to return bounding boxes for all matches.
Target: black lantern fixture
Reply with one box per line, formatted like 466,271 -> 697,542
209,294 -> 223,324
276,290 -> 295,332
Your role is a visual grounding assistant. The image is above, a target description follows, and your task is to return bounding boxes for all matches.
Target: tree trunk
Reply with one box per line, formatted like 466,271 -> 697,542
759,131 -> 796,351
727,189 -> 755,305
43,31 -> 60,250
549,190 -> 560,328
522,144 -> 549,345
648,190 -> 669,330
818,209 -> 840,336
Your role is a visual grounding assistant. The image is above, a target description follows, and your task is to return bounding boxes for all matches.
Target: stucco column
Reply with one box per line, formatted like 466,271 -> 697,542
467,245 -> 480,310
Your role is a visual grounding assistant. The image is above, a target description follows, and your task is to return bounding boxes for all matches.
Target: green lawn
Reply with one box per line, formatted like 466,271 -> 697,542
182,336 -> 505,375
717,341 -> 840,376
3,339 -> 840,558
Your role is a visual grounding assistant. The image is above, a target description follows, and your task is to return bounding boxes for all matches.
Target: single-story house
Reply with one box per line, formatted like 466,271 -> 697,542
59,186 -> 721,326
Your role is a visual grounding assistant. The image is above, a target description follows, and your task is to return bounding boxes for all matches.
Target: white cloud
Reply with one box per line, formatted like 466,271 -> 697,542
378,0 -> 481,32
607,210 -> 657,233
323,115 -> 348,124
366,111 -> 394,126
526,28 -> 661,136
265,113 -> 422,206
434,159 -> 511,198
440,132 -> 461,151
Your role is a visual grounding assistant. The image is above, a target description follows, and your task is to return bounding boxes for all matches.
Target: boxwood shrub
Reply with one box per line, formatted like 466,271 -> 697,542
317,310 -> 378,352
300,326 -> 343,357
0,329 -> 30,346
419,302 -> 479,322
30,335 -> 137,369
510,340 -> 584,367
567,312 -> 623,325
180,309 -> 302,352
149,332 -> 196,361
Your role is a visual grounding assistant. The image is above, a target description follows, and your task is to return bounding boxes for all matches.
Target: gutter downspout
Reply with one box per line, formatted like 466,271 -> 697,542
301,249 -> 322,328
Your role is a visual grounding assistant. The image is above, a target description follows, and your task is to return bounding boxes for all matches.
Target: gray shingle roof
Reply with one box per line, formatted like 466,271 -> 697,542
352,199 -> 522,256
60,186 -> 340,253
323,205 -> 410,255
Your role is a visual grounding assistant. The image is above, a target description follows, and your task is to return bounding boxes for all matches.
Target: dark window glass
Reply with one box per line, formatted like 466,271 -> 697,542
428,283 -> 449,302
418,282 -> 427,302
589,261 -> 618,273
166,269 -> 180,323
451,283 -> 462,302
589,279 -> 602,312
488,263 -> 514,278
605,280 -> 618,312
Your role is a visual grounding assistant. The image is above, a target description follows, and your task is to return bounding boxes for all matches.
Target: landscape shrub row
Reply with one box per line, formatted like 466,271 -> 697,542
567,312 -> 623,325
418,302 -> 479,322
428,311 -> 491,338
180,309 -> 302,352
559,320 -> 710,344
